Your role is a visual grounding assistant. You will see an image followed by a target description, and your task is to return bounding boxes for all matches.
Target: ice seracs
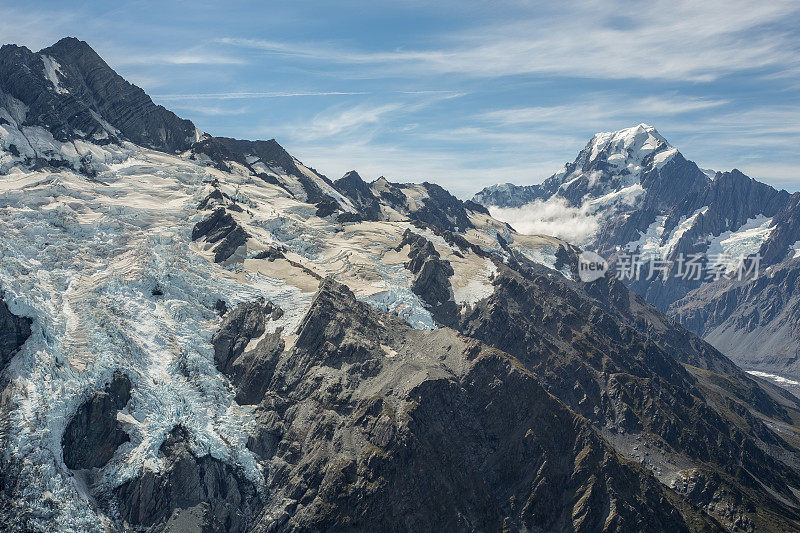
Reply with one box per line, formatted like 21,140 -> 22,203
4,38 -> 800,532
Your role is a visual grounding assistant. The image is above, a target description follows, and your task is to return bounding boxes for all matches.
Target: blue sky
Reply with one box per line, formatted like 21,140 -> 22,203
3,0 -> 800,197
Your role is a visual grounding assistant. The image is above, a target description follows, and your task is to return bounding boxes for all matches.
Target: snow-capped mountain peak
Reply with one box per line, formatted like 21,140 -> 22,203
582,123 -> 674,168
522,124 -> 696,224
560,123 -> 677,190
474,124 -> 708,225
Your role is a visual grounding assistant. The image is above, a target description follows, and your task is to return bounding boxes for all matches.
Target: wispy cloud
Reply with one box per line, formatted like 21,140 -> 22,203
272,91 -> 466,143
291,103 -> 405,141
482,96 -> 729,128
489,198 -> 600,243
112,50 -> 247,66
2,0 -> 798,194
219,1 -> 800,82
166,104 -> 250,116
670,106 -> 800,138
152,91 -> 369,100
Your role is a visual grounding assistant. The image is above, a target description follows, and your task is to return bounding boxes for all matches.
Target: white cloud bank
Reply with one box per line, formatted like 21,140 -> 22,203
489,197 -> 600,244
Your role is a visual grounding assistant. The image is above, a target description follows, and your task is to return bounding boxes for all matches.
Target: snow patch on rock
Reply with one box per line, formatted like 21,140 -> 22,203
625,206 -> 708,259
362,261 -> 436,330
792,240 -> 800,259
41,55 -> 69,95
517,242 -> 573,279
453,259 -> 497,306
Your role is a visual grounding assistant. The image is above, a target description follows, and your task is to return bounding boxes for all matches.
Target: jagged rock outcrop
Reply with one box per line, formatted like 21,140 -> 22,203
397,229 -> 458,326
193,137 -> 298,175
333,170 -> 383,220
190,136 -> 344,209
113,425 -> 260,532
197,186 -> 244,213
332,172 -> 480,232
212,299 -> 285,405
61,372 -> 131,470
760,193 -> 800,266
669,171 -> 790,242
0,295 -> 31,372
192,208 -> 249,263
400,181 -> 476,231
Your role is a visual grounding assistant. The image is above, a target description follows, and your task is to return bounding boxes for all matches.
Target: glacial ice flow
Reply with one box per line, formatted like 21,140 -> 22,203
0,121 -> 581,527
0,153 -> 276,530
706,215 -> 774,272
0,140 -> 422,528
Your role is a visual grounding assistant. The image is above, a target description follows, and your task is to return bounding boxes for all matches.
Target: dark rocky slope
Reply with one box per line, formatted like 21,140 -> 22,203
456,261 -> 800,531
113,425 -> 261,532
189,272 -> 800,531
62,372 -> 131,469
230,279 -> 720,532
0,294 -> 31,372
2,38 -> 800,532
671,260 -> 800,378
213,298 -> 285,405
0,38 -> 197,153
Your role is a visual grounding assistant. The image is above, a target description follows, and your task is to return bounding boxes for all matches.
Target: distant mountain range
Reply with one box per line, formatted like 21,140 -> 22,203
474,124 -> 800,386
2,38 -> 800,532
